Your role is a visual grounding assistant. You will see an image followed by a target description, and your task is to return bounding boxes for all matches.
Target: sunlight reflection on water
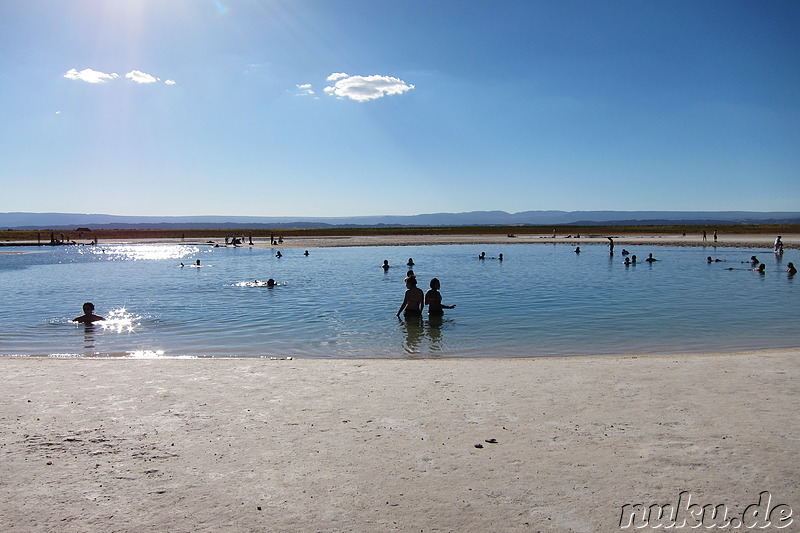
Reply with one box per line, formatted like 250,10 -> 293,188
0,243 -> 797,358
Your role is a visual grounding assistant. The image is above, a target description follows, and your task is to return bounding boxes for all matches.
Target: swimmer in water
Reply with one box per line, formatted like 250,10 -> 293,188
396,276 -> 424,317
382,260 -> 390,270
574,247 -> 581,254
425,278 -> 456,316
73,302 -> 105,324
752,263 -> 766,273
478,252 -> 486,260
407,258 -> 415,266
645,253 -> 657,262
787,262 -> 797,276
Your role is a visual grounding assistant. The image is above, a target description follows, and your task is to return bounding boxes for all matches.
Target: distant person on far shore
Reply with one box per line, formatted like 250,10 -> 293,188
425,278 -> 456,316
702,230 -> 707,242
396,277 -> 424,318
787,262 -> 796,276
73,302 -> 105,324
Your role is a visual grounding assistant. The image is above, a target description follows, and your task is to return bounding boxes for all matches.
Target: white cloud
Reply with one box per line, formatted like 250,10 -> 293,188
323,74 -> 415,102
165,79 -> 176,85
125,70 -> 159,84
64,68 -> 119,83
296,83 -> 314,96
326,72 -> 349,81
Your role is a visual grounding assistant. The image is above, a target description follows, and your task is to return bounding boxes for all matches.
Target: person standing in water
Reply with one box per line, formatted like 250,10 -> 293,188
73,302 -> 105,324
425,278 -> 456,316
396,277 -> 424,317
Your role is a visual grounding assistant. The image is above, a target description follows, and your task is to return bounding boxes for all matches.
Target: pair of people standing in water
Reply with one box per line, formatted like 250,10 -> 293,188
396,276 -> 456,318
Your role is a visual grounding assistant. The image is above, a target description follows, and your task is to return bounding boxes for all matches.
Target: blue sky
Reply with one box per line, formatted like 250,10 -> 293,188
1,0 -> 798,217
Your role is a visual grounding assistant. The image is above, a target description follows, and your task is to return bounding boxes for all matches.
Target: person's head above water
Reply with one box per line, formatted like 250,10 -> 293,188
74,302 -> 105,324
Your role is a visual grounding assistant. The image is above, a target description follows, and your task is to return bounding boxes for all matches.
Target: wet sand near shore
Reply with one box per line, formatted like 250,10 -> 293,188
1,350 -> 798,532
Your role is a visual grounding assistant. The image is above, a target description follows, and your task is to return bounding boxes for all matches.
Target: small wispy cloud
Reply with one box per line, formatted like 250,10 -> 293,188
64,68 -> 119,83
126,70 -> 159,84
64,68 -> 176,86
296,83 -> 315,96
323,73 -> 415,102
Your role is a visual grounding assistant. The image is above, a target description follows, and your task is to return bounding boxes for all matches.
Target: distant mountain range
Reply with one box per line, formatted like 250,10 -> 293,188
2,211 -> 799,230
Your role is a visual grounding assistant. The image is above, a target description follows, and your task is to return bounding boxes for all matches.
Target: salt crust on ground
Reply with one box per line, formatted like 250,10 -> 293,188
1,350 -> 798,532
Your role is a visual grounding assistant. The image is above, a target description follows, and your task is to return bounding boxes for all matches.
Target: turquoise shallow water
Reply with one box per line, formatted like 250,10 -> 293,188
0,243 -> 797,358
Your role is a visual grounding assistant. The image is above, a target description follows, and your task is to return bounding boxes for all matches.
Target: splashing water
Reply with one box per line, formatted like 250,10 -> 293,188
99,307 -> 142,333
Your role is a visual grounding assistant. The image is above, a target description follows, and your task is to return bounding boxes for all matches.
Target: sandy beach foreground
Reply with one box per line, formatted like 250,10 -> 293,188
1,351 -> 797,532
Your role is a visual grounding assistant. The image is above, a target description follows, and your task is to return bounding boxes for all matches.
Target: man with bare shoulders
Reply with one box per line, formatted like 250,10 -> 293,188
396,277 -> 424,317
73,302 -> 105,324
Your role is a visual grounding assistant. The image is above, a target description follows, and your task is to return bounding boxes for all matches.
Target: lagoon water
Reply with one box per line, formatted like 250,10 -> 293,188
0,243 -> 797,358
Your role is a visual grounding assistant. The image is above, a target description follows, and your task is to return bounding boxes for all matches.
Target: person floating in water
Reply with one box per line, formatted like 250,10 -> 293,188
73,302 -> 105,324
478,252 -> 486,260
276,251 -> 282,258
382,260 -> 390,270
787,262 -> 797,276
748,255 -> 759,266
751,263 -> 766,273
396,277 -> 424,317
425,278 -> 456,316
